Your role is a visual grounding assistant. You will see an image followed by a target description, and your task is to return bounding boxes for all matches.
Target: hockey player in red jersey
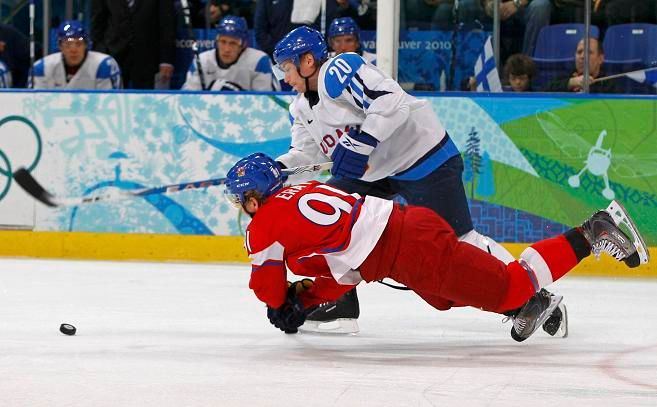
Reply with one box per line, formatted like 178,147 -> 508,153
225,153 -> 650,342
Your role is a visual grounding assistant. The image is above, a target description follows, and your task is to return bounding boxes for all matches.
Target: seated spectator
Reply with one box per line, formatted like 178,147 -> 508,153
328,17 -> 376,64
545,37 -> 620,93
30,21 -> 122,90
0,59 -> 11,88
182,15 -> 278,91
481,0 -> 552,58
503,53 -> 536,91
552,0 -> 656,33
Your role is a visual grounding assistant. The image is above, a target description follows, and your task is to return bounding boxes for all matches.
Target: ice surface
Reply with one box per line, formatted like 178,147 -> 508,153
1,258 -> 656,406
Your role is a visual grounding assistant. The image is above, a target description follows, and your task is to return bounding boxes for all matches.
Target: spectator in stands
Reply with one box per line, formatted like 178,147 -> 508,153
256,0 -> 374,59
0,23 -> 33,88
328,17 -> 376,64
255,0 -> 301,58
325,0 -> 376,32
91,0 -> 176,89
202,1 -> 257,28
602,0 -> 657,26
551,0 -> 656,33
182,15 -> 277,91
30,21 -> 122,90
545,37 -> 619,93
481,0 -> 552,57
0,59 -> 11,88
503,53 -> 536,91
207,1 -> 229,26
402,0 -> 484,30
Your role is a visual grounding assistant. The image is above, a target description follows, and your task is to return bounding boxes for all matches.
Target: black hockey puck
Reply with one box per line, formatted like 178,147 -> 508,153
59,323 -> 76,336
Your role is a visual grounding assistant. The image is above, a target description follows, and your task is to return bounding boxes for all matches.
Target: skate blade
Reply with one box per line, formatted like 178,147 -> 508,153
514,294 -> 564,342
299,319 -> 360,335
534,294 -> 564,337
557,303 -> 569,338
606,200 -> 650,265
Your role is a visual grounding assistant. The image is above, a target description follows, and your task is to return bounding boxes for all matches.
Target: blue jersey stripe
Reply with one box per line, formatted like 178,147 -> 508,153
390,135 -> 460,181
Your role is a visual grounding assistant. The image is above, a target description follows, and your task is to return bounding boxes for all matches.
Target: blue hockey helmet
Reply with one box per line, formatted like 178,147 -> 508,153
224,153 -> 284,208
328,17 -> 360,41
217,15 -> 249,44
272,26 -> 327,78
57,20 -> 88,43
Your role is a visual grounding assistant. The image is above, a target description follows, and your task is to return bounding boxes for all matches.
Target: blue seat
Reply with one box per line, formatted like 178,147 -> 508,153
603,24 -> 657,94
532,24 -> 600,90
603,24 -> 657,72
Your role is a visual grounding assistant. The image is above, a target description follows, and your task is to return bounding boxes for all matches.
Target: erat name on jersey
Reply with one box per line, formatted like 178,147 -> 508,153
275,182 -> 312,201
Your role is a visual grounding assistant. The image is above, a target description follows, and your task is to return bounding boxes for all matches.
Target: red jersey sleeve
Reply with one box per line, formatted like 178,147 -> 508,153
245,228 -> 288,309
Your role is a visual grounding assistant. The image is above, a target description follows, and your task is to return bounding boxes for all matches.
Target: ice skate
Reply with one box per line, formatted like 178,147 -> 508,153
542,300 -> 568,338
510,289 -> 563,342
300,288 -> 360,334
580,200 -> 649,268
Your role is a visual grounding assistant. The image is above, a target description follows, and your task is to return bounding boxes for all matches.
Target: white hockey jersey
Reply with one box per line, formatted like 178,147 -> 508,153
30,51 -> 122,89
277,52 -> 453,182
0,60 -> 11,88
182,47 -> 279,91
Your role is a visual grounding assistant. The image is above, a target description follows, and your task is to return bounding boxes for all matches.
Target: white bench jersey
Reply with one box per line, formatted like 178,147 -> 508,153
31,51 -> 122,90
183,47 -> 279,91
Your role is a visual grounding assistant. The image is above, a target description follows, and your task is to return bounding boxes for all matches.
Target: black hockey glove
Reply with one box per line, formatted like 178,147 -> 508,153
266,279 -> 313,334
267,296 -> 307,334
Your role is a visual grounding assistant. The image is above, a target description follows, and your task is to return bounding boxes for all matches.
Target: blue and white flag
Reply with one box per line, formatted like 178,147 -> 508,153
474,36 -> 502,92
625,67 -> 657,88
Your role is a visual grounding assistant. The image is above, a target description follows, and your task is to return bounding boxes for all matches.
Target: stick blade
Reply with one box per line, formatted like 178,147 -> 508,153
12,168 -> 59,207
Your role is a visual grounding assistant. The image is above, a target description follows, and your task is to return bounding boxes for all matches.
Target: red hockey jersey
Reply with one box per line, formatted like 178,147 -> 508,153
245,181 -> 393,309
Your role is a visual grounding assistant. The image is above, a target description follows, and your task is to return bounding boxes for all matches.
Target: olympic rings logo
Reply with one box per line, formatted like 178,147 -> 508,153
0,115 -> 43,201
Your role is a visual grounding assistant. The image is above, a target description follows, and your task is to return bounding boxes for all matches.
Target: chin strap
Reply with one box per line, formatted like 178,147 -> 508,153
298,58 -> 324,91
300,65 -> 318,92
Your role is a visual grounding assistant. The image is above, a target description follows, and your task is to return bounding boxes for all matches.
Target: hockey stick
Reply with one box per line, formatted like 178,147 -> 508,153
179,0 -> 207,90
12,162 -> 332,208
28,0 -> 35,88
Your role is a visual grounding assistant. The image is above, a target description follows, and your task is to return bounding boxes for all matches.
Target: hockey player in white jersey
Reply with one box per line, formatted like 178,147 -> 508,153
30,21 -> 121,90
267,26 -> 567,338
0,60 -> 11,88
328,17 -> 376,65
182,15 -> 278,91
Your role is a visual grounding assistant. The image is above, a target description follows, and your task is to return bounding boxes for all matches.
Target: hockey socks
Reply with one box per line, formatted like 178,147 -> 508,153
497,233 -> 582,312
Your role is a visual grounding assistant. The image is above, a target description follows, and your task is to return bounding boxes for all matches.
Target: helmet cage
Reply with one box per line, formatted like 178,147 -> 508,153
272,54 -> 300,81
